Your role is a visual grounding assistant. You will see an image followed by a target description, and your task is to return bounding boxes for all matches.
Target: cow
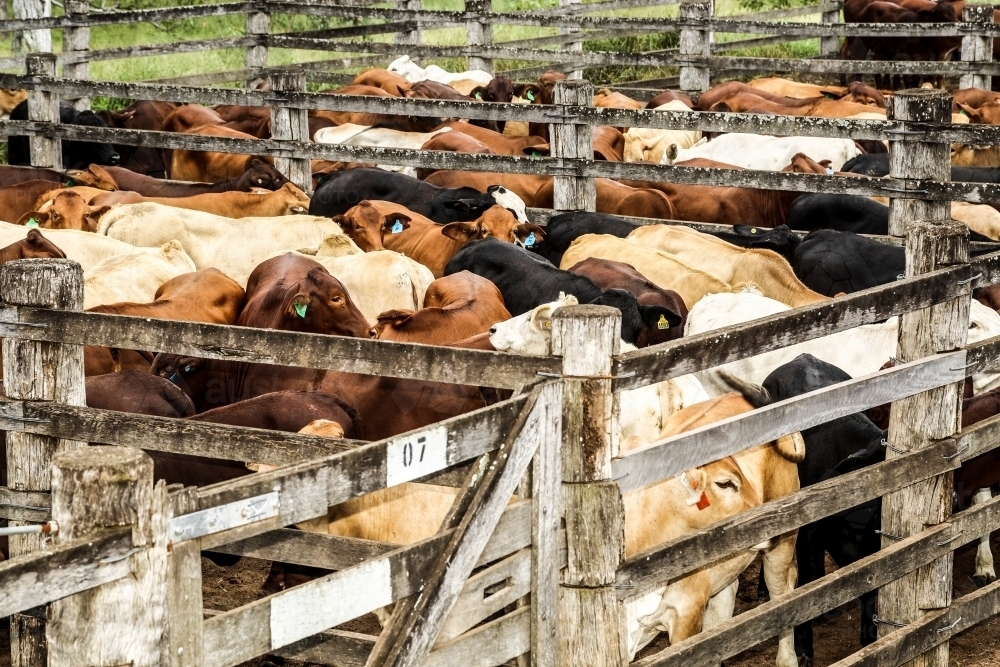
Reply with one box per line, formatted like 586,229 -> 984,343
14,190 -> 109,232
189,390 -> 359,437
626,224 -> 829,307
82,159 -> 289,197
748,78 -> 884,107
624,101 -> 703,163
0,180 -> 77,224
375,271 -> 511,343
444,237 -> 683,345
646,90 -> 694,109
530,211 -> 642,265
7,100 -> 121,169
0,88 -> 27,118
329,200 -> 414,252
786,194 -> 891,235
386,56 -> 494,89
90,182 -> 311,218
99,203 -> 361,287
309,168 -> 529,224
663,134 -> 860,172
0,229 -> 65,265
793,229 -> 905,296
0,220 -> 166,272
0,165 -> 71,188
313,123 -> 453,161
83,239 -> 197,310
86,369 -> 196,418
95,100 -> 179,177
512,70 -> 567,140
443,121 -> 549,156
169,125 -> 270,182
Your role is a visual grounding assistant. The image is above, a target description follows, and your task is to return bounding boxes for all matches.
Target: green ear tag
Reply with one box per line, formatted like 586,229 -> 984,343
26,218 -> 39,229
391,220 -> 404,234
474,92 -> 482,100
960,108 -> 968,117
526,91 -> 535,101
657,314 -> 669,330
531,150 -> 541,157
293,302 -> 308,318
64,181 -> 72,187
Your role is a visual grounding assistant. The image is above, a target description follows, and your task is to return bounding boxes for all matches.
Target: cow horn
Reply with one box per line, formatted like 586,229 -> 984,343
716,371 -> 772,408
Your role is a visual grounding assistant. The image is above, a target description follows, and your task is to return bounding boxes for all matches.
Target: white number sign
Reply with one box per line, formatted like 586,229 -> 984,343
385,426 -> 448,487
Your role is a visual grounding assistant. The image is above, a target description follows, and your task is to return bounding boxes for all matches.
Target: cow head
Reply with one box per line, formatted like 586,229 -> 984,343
271,182 -> 310,215
845,81 -> 884,108
783,153 -> 830,175
282,266 -> 374,338
238,157 -> 290,191
441,206 -> 545,248
469,76 -> 515,104
65,164 -> 119,191
1,229 -> 67,262
731,224 -> 801,259
0,88 -> 27,117
95,107 -> 138,128
332,200 -> 412,252
17,191 -> 111,232
512,83 -> 542,104
588,288 -> 683,347
151,354 -> 208,402
489,294 -> 579,355
71,110 -> 120,166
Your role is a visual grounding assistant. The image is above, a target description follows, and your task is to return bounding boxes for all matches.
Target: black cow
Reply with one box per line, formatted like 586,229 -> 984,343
309,168 -> 524,224
532,211 -> 640,265
794,229 -> 904,296
444,238 -> 682,345
723,354 -> 886,666
8,100 -> 120,170
843,153 -> 1000,184
707,224 -> 801,263
786,194 -> 891,235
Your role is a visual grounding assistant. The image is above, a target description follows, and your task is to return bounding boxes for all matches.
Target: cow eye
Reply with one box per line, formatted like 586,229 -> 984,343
715,480 -> 738,491
331,296 -> 343,304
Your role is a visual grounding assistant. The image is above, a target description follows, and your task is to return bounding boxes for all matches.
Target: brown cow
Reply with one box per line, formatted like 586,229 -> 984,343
444,121 -> 548,156
188,390 -> 359,437
514,70 -> 567,140
86,369 -> 196,418
214,104 -> 271,139
0,165 -> 69,188
161,104 -> 226,133
351,69 -> 412,95
0,180 -> 73,223
533,178 -> 677,220
86,159 -> 289,197
646,90 -> 694,109
90,182 -> 311,218
16,191 -> 110,231
170,127 -> 273,182
0,229 -> 66,264
525,126 -> 625,161
375,271 -> 512,343
424,170 -> 551,205
954,88 -> 1000,111
331,200 -> 412,252
566,257 -> 687,346
957,101 -> 1000,124
1,88 -> 27,117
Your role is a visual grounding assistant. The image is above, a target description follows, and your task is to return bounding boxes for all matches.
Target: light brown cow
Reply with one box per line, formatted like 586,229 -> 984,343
89,183 -> 311,218
332,200 -> 413,252
170,126 -> 270,182
0,88 -> 27,117
351,69 -> 412,95
17,191 -> 110,231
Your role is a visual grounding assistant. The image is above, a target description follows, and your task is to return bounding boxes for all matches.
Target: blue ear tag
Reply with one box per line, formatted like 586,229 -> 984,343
526,91 -> 535,101
524,232 -> 536,247
26,218 -> 39,229
294,302 -> 308,318
391,220 -> 404,234
825,167 -> 834,175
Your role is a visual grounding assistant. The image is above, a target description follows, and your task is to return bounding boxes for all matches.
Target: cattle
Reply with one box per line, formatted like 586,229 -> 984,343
329,200 -> 414,252
161,104 -> 226,133
99,203 -> 361,287
646,90 -> 694,109
952,202 -> 1000,240
310,167 -> 529,224
748,78 -> 884,107
86,369 -> 196,418
189,390 -> 359,437
313,123 -> 453,172
86,159 -> 289,197
626,224 -> 828,307
214,104 -> 271,138
95,100 -> 179,177
240,253 -> 374,337
387,56 -> 494,89
444,121 -> 549,156
0,165 -> 71,188
0,180 -> 75,223
724,355 -> 885,664
709,225 -> 802,263
169,126 -> 269,182
0,221 -> 163,272
419,131 -> 497,163
445,238 -> 683,345
83,240 -> 197,309
786,194 -> 890,234
663,133 -> 860,172
90,182 -> 310,218
14,190 -> 109,232
840,153 -> 889,176
375,271 -> 511,343
526,126 -> 626,162
8,100 -> 120,169
624,101 -> 702,163
531,210 -> 642,265
685,291 -> 1000,396
954,87 -> 1000,111
793,229 -> 904,296
0,88 -> 27,118
0,229 -> 66,265
376,202 -> 544,277
541,178 -> 678,220
513,70 -> 567,140
355,67 -> 417,95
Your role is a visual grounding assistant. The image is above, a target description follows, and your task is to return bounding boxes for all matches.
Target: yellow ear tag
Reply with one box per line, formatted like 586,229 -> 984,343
750,227 -> 757,234
26,218 -> 39,229
543,321 -> 551,329
657,314 -> 669,330
293,303 -> 307,318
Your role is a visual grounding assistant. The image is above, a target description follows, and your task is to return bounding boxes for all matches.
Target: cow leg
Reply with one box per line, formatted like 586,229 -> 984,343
703,579 -> 738,630
793,525 -> 828,667
973,487 -> 997,587
762,532 -> 799,667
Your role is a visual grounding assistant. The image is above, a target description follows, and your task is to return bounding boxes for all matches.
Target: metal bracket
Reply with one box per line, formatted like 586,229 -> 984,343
168,491 -> 279,543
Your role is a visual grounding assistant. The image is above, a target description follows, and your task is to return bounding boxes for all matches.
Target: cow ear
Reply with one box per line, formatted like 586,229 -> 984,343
469,86 -> 487,101
287,293 -> 310,319
25,229 -> 44,245
515,223 -> 545,244
523,144 -> 549,157
383,213 -> 411,233
441,221 -> 478,241
16,211 -> 49,228
530,304 -> 555,331
376,309 -> 415,328
638,304 -> 683,330
958,103 -> 981,122
86,205 -> 112,224
330,214 -> 348,226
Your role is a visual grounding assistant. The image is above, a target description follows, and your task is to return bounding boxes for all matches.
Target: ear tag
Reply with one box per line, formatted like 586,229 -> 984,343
677,472 -> 704,507
294,302 -> 308,318
183,365 -> 191,373
657,314 -> 669,330
391,220 -> 404,234
531,150 -> 541,157
525,232 -> 536,247
474,92 -> 482,100
960,108 -> 968,117
526,91 -> 535,101
26,218 -> 39,229
64,181 -> 72,187
750,228 -> 757,234
696,492 -> 711,510
825,167 -> 834,175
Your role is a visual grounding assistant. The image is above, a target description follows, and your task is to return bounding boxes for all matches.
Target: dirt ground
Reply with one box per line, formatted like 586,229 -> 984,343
3,533 -> 1000,666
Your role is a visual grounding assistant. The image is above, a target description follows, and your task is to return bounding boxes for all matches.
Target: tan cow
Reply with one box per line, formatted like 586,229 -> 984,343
89,182 -> 311,218
0,88 -> 27,118
17,191 -> 111,232
83,239 -> 197,309
624,101 -> 703,163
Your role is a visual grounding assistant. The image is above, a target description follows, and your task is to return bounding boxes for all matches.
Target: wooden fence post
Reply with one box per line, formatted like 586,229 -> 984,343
559,0 -> 583,80
551,80 -> 596,213
245,6 -> 270,88
47,446 -> 169,667
1,259 -> 86,667
24,53 -> 61,169
268,67 -> 312,193
553,306 -> 627,667
63,0 -> 90,111
466,0 -> 494,75
396,0 -> 423,48
679,0 -> 711,94
819,0 -> 841,58
879,89 -> 964,667
167,488 -> 204,667
887,89 -> 950,237
961,5 -> 994,91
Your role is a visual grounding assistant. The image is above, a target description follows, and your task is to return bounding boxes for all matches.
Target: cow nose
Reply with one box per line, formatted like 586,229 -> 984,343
489,326 -> 497,335
108,153 -> 120,165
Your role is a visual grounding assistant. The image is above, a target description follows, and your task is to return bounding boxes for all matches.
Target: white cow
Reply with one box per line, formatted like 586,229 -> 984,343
313,124 -> 453,177
98,203 -> 362,287
488,295 -> 708,441
83,240 -> 196,309
661,133 -> 860,171
387,55 -> 493,87
953,202 -> 1000,240
0,222 -> 161,272
624,101 -> 703,163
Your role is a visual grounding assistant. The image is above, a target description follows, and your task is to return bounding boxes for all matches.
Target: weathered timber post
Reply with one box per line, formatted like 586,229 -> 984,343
879,89 -> 964,667
396,0 -> 423,48
887,89 -> 950,237
268,67 -> 312,193
961,5 -> 994,91
553,306 -> 627,667
559,0 -> 583,80
63,0 -> 90,111
819,0 -> 841,58
466,0 -> 494,75
679,0 -> 712,94
167,488 -> 204,667
47,447 -> 169,667
1,259 -> 86,667
24,53 -> 61,169
551,80 -> 596,212
245,6 -> 270,88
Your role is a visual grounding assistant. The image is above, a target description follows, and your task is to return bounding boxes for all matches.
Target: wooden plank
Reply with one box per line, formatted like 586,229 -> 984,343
956,411 -> 1000,460
612,265 -> 972,391
168,488 -> 204,667
0,1 -> 252,31
194,395 -> 528,550
613,352 -> 965,493
679,0 -> 711,93
0,486 -> 51,523
631,492 -> 1000,667
0,529 -> 132,619
438,548 -> 531,644
616,438 -> 959,599
0,307 -> 555,390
